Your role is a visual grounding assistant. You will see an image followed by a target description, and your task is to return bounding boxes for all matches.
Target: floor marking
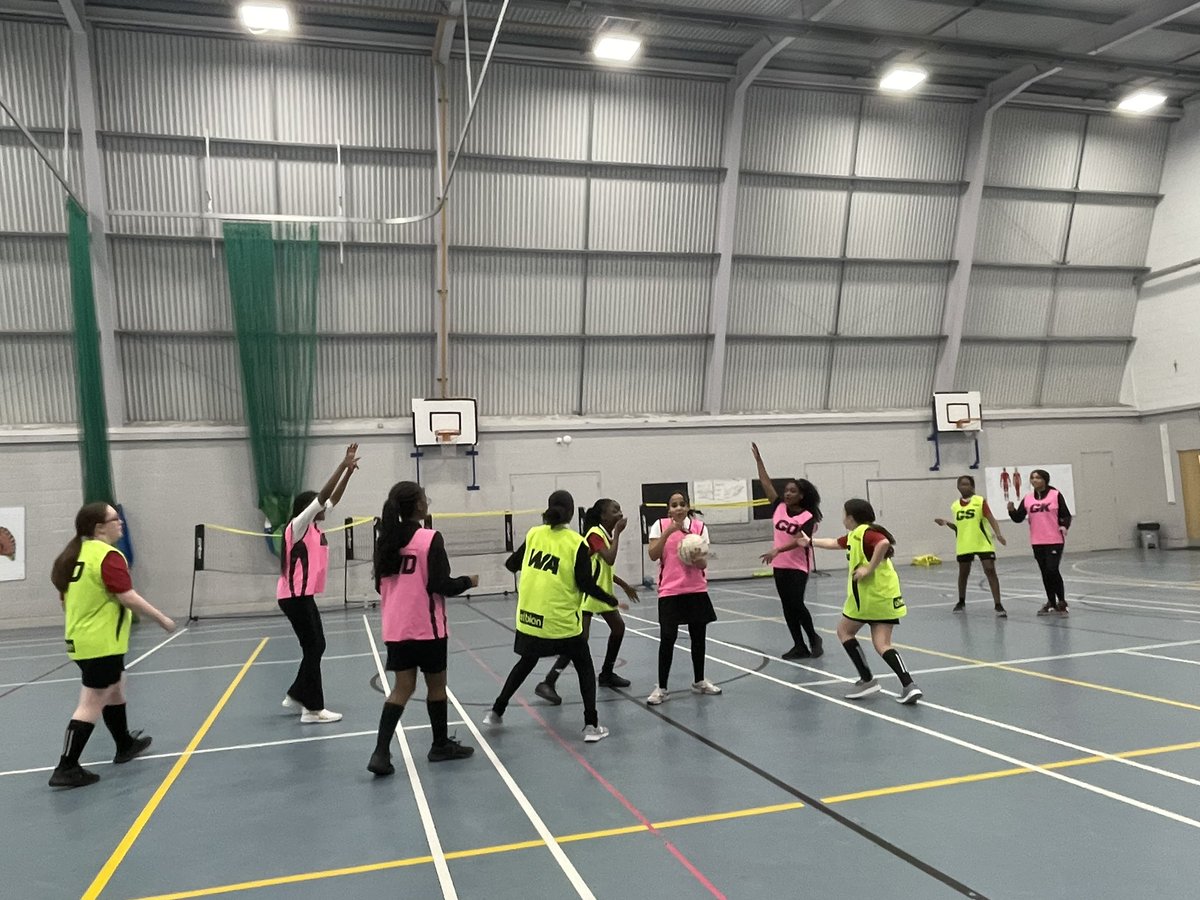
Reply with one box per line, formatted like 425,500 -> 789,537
622,614 -> 1200,832
362,617 -> 458,900
81,637 -> 268,900
1121,649 -> 1200,668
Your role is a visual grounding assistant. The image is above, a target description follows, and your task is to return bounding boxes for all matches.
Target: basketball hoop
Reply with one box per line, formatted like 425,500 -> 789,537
434,429 -> 459,444
953,417 -> 982,433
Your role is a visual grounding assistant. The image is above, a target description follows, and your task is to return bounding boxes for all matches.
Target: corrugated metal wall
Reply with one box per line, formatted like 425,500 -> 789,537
723,340 -> 829,413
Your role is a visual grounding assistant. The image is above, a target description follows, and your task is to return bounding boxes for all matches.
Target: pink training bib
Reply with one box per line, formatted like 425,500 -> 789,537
1023,489 -> 1064,546
771,505 -> 815,571
379,528 -> 447,642
276,521 -> 329,600
657,518 -> 708,597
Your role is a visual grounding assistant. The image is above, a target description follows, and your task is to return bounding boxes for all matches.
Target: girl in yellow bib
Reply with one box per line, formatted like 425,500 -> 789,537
47,503 -> 176,788
801,499 -> 922,705
933,474 -> 1007,616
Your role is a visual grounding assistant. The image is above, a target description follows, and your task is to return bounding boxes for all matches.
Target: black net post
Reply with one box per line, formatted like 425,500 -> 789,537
188,524 -> 205,621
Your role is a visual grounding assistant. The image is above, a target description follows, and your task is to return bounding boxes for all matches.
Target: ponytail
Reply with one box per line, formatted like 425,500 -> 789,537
843,498 -> 896,558
50,502 -> 111,595
374,482 -> 425,587
543,490 -> 575,527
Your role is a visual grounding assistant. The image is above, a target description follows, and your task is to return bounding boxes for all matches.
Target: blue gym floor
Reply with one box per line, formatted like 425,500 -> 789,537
4,549 -> 1200,899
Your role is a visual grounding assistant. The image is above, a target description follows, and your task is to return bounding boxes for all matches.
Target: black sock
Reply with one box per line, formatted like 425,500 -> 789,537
375,702 -> 404,756
427,698 -> 449,746
102,703 -> 132,751
602,631 -> 622,673
842,640 -> 873,681
59,719 -> 95,768
882,649 -> 914,687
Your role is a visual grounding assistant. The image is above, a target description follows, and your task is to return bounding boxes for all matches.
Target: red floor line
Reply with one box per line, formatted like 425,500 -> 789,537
459,639 -> 727,900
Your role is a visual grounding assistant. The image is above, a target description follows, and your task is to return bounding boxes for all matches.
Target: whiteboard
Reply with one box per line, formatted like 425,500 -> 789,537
691,479 -> 749,525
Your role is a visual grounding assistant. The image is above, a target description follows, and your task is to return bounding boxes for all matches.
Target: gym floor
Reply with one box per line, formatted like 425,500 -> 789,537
4,548 -> 1200,900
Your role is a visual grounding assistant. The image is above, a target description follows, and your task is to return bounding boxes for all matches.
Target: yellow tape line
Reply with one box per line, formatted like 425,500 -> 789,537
645,498 -> 771,509
203,517 -> 376,538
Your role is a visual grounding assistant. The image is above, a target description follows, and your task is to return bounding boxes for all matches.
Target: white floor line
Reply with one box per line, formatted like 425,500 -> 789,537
363,616 -> 458,900
0,723 -> 464,779
126,627 -> 190,668
1121,649 -> 1200,668
623,613 -> 1200,829
442,688 -> 597,899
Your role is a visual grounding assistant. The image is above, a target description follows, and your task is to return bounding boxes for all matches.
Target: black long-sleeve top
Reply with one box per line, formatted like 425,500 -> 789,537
1008,489 -> 1073,529
375,522 -> 474,596
505,539 -> 617,607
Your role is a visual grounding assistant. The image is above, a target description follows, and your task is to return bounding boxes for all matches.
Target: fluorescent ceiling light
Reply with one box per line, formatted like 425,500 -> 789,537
239,2 -> 292,35
594,34 -> 642,62
1117,90 -> 1167,113
879,65 -> 928,93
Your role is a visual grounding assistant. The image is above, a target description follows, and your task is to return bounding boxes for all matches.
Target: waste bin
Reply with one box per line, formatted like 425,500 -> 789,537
1136,522 -> 1160,550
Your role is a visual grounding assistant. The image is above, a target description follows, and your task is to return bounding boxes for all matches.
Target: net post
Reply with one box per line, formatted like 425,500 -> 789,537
503,513 -> 514,553
188,523 -> 205,622
343,516 -> 353,608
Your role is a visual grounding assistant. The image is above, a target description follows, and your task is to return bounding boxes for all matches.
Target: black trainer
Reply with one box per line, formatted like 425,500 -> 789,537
368,751 -> 395,776
809,635 -> 824,659
48,764 -> 100,789
781,645 -> 811,660
598,670 -> 631,688
113,731 -> 152,765
952,601 -> 966,612
534,681 -> 562,705
427,738 -> 474,762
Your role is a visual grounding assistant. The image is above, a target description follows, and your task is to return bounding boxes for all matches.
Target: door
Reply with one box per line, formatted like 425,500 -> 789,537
868,477 -> 961,558
509,471 -> 603,537
1179,450 -> 1200,541
1079,451 -> 1119,550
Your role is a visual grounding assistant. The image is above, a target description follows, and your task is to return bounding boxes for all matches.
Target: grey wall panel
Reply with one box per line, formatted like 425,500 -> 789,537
828,341 -> 938,409
736,176 -> 848,257
452,63 -> 589,160
975,191 -> 1070,264
1042,343 -> 1128,406
112,238 -> 230,331
592,73 -> 723,168
0,335 -> 76,425
210,143 -> 277,218
589,171 -> 718,253
451,338 -> 580,416
104,137 -> 201,237
275,46 -> 432,149
955,342 -> 1041,407
0,20 -> 69,129
964,268 -> 1052,337
451,251 -> 584,334
586,256 -> 712,335
845,184 -> 958,259
1065,197 -> 1156,267
120,335 -> 242,423
581,340 -> 706,415
742,88 -> 858,176
1078,116 -> 1169,194
839,264 -> 949,336
857,97 -> 968,181
1051,270 -> 1138,338
0,237 -> 70,330
278,147 -> 338,219
723,339 -> 829,413
0,132 -> 76,233
986,107 -> 1085,189
728,259 -> 839,336
450,160 -> 584,249
97,29 -> 273,140
345,151 -> 433,245
313,337 -> 432,419
320,245 -> 432,333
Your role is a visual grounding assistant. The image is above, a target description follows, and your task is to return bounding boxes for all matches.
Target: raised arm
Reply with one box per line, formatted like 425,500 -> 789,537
751,443 -> 778,505
327,443 -> 360,507
593,517 -> 626,566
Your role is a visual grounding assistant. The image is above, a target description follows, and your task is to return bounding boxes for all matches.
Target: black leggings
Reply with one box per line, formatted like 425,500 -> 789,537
773,568 -> 817,647
550,611 -> 626,676
1032,544 -> 1066,606
658,621 -> 707,689
278,595 -> 326,711
494,636 -> 598,727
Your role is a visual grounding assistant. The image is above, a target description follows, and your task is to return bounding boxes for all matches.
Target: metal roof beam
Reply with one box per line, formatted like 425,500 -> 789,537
921,0 -> 1200,36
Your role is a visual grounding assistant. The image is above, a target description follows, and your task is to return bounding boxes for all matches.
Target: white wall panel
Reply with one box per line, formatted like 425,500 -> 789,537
1065,197 -> 1156,267
845,184 -> 958,259
857,97 -> 968,181
314,337 -> 432,419
452,338 -> 580,416
742,88 -> 858,176
736,176 -> 847,257
450,160 -> 584,249
112,238 -> 230,331
582,341 -> 706,414
828,341 -> 938,409
1051,270 -> 1138,338
0,335 -> 76,424
586,257 -> 712,335
0,20 -> 69,129
210,143 -> 277,219
0,132 -> 79,233
964,268 -> 1052,337
955,342 -> 1041,407
839,264 -> 948,336
104,137 -> 201,237
976,191 -> 1070,264
278,148 -> 338,219
120,335 -> 242,423
319,245 -> 432,333
592,73 -> 723,167
1077,116 -> 1169,194
723,339 -> 829,412
589,171 -> 718,253
1042,343 -> 1128,406
729,259 -> 839,335
346,151 -> 432,244
0,237 -> 71,331
453,63 -> 589,160
987,107 -> 1084,189
451,252 -> 584,334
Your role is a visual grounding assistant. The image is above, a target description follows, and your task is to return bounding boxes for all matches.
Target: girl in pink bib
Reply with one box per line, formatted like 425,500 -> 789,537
1007,469 -> 1073,616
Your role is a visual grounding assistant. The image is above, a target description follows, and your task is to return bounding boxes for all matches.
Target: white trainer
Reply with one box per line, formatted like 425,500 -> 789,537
282,694 -> 300,711
646,686 -> 668,705
582,724 -> 610,743
482,710 -> 503,726
300,708 -> 343,724
691,679 -> 722,695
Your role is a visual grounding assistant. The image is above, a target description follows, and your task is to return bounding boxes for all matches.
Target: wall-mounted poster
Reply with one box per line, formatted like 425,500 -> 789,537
983,465 -> 1075,515
0,507 -> 25,582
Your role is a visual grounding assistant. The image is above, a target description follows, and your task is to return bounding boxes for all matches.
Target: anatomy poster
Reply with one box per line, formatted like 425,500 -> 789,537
0,507 -> 25,582
984,465 -> 1075,514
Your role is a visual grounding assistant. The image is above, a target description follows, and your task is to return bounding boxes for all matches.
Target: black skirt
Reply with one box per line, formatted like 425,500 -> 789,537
513,630 -> 587,659
658,591 -> 717,628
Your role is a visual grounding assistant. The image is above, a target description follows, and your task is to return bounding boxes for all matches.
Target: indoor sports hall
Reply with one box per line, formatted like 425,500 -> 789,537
3,2 -> 1200,899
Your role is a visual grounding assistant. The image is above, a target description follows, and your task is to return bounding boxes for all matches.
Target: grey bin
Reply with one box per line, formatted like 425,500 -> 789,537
1136,522 -> 1160,550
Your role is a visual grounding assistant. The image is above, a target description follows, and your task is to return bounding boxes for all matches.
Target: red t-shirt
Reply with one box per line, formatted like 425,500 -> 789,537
958,497 -> 993,517
586,533 -> 607,554
101,550 -> 133,594
836,530 -> 888,555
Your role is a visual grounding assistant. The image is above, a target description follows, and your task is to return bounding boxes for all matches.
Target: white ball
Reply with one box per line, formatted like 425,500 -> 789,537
678,533 -> 707,566
562,434 -> 572,444
555,436 -> 563,444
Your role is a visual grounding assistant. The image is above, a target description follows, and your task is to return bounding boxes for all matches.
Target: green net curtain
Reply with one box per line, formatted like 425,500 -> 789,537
66,198 -> 115,506
222,222 -> 320,531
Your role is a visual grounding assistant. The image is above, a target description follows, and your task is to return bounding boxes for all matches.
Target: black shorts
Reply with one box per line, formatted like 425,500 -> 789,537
512,631 -> 587,659
657,592 -> 718,628
842,615 -> 901,625
76,655 -> 125,689
386,639 -> 448,674
956,552 -> 996,563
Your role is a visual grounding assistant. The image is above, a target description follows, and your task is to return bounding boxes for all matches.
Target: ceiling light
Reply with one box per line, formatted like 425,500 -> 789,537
879,65 -> 928,93
239,2 -> 292,35
593,34 -> 642,62
1117,90 -> 1167,113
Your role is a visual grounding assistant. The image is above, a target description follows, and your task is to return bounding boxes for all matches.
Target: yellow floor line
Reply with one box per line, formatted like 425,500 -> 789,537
82,638 -> 268,900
